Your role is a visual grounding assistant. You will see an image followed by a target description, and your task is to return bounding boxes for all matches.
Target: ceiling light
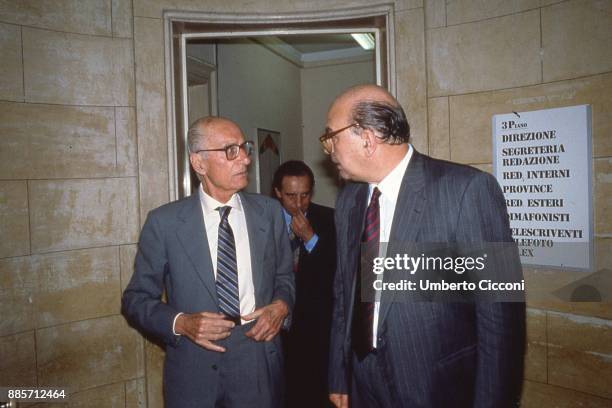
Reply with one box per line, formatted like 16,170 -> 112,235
351,33 -> 375,50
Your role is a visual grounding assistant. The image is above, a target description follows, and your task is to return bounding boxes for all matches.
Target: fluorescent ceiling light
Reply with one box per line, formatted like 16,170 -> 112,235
351,33 -> 375,50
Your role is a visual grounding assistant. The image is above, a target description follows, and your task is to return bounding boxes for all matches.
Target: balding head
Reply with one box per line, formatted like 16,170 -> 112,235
187,116 -> 242,153
334,84 -> 399,107
325,85 -> 410,183
331,84 -> 410,145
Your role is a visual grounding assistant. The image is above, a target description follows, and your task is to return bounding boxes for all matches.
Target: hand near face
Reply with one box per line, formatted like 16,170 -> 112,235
175,312 -> 235,352
243,300 -> 289,341
275,174 -> 314,241
290,211 -> 314,242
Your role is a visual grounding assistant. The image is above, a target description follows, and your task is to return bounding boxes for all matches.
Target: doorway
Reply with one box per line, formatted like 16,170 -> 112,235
164,7 -> 395,202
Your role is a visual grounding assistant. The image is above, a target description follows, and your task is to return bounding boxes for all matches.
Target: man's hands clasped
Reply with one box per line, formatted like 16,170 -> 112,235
175,299 -> 289,352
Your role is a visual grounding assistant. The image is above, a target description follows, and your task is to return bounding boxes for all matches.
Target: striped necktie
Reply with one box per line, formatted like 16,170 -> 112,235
216,206 -> 241,322
352,187 -> 381,359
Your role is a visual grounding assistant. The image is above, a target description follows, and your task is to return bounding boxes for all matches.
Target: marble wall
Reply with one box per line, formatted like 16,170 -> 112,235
0,1 -> 144,406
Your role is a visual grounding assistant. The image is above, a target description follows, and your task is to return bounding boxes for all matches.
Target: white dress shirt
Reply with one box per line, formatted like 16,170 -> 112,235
368,144 -> 413,347
199,185 -> 256,324
172,186 -> 257,334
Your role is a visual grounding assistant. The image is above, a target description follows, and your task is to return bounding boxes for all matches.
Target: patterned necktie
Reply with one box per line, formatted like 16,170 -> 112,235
288,228 -> 301,272
352,187 -> 381,359
215,206 -> 240,321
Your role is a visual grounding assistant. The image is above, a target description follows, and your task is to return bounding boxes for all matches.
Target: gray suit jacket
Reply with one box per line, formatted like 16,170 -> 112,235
122,192 -> 295,407
329,150 -> 525,407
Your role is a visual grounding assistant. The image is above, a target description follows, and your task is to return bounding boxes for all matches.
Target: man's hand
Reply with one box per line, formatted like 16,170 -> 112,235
243,300 -> 289,341
329,393 -> 349,408
175,312 -> 235,352
290,211 -> 314,242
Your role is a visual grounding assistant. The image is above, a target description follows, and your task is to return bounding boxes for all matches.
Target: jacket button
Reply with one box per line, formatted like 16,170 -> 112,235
212,364 -> 218,370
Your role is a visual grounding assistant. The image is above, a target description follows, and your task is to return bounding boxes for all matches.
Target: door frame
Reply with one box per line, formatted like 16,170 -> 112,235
163,5 -> 396,200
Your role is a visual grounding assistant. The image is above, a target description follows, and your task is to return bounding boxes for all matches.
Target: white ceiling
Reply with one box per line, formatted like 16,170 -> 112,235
255,34 -> 373,67
186,34 -> 374,68
278,34 -> 359,53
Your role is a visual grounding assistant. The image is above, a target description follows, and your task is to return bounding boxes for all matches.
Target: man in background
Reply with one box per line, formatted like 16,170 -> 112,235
272,160 -> 336,408
123,116 -> 294,408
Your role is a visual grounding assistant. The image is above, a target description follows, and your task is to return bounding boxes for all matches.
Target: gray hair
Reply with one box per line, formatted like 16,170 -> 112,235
350,100 -> 410,144
187,117 -> 214,153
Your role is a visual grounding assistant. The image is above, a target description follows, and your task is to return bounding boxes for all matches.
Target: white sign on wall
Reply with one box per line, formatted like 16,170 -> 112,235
492,105 -> 593,271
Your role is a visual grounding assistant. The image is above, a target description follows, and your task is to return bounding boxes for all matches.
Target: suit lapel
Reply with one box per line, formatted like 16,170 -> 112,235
347,185 -> 369,316
378,151 -> 428,328
176,194 -> 218,302
239,192 -> 268,307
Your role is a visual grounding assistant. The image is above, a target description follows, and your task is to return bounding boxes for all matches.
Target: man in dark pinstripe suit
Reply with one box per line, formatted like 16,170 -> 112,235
322,85 -> 525,408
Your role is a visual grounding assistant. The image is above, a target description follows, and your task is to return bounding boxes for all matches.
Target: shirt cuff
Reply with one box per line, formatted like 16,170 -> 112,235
303,233 -> 319,253
172,312 -> 184,336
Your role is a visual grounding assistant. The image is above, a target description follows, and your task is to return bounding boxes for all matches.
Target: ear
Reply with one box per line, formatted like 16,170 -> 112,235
189,152 -> 207,176
274,187 -> 282,200
361,129 -> 378,157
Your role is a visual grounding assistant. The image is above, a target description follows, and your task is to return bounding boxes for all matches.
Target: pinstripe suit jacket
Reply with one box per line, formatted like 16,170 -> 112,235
329,150 -> 525,407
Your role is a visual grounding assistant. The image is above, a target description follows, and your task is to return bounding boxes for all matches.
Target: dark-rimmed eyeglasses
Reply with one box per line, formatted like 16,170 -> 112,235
319,123 -> 359,154
195,140 -> 254,161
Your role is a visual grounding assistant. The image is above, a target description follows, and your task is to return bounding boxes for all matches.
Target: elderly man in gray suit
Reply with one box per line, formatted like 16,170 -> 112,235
122,116 -> 294,408
324,85 -> 525,408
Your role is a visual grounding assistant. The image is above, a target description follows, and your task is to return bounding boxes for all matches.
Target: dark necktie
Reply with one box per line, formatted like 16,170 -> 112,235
288,228 -> 301,272
216,206 -> 241,323
352,187 -> 381,359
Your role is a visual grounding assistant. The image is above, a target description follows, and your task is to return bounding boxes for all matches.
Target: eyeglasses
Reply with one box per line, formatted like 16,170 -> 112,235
195,140 -> 254,161
319,123 -> 359,154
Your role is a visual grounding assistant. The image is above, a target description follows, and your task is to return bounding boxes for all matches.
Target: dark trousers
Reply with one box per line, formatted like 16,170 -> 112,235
350,352 -> 394,408
283,330 -> 333,408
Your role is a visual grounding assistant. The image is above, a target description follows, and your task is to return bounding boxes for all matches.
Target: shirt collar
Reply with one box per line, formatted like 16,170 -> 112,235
199,184 -> 243,215
281,207 -> 292,226
369,144 -> 413,202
